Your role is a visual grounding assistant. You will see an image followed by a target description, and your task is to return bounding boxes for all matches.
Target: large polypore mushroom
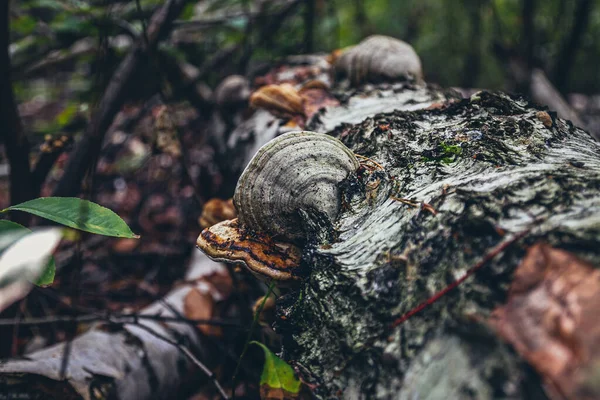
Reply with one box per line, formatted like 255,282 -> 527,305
196,131 -> 360,282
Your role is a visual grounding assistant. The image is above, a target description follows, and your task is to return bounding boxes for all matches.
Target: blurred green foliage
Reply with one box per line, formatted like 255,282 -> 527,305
9,0 -> 599,124
327,0 -> 599,92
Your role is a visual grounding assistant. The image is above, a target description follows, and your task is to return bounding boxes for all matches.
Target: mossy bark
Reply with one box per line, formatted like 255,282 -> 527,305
276,90 -> 600,399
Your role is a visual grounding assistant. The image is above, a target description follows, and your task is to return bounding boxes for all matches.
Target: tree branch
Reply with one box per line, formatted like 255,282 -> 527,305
52,0 -> 192,197
552,0 -> 593,94
0,1 -> 33,224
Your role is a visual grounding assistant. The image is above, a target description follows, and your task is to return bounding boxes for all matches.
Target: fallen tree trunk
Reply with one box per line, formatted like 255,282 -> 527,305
273,89 -> 600,399
206,50 -> 600,398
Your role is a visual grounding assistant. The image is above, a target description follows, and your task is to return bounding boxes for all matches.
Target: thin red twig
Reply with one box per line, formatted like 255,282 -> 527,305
391,227 -> 531,328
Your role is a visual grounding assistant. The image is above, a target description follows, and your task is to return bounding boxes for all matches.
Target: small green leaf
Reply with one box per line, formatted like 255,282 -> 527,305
12,15 -> 37,35
251,341 -> 301,398
3,197 -> 139,239
0,220 -> 30,234
56,103 -> 79,127
36,258 -> 56,286
0,220 -> 56,286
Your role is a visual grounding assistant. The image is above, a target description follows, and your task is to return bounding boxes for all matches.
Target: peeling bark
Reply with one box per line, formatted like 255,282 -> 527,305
210,61 -> 600,398
0,253 -> 229,400
274,91 -> 600,399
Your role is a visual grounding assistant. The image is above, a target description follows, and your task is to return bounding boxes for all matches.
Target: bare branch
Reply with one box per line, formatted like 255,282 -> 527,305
0,1 -> 33,222
53,0 -> 193,197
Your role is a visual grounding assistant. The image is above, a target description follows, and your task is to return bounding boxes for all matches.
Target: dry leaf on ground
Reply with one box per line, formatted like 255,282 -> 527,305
490,243 -> 600,400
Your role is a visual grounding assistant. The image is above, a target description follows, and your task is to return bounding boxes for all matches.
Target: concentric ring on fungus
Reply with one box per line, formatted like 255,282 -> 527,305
233,131 -> 360,242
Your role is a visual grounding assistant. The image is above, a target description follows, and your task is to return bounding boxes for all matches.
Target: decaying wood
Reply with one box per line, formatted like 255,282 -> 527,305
529,68 -> 587,131
0,252 -> 231,399
274,90 -> 600,399
202,54 -> 600,399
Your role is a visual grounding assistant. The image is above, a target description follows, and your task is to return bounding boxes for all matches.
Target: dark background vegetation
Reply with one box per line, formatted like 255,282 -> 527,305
4,0 -> 599,179
0,0 -> 598,397
7,0 -> 600,123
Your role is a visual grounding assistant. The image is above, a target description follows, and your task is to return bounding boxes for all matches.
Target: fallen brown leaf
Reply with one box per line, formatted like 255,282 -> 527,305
184,288 -> 221,337
300,88 -> 339,120
490,243 -> 600,400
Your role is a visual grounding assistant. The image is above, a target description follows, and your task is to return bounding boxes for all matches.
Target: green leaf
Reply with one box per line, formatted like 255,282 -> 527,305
35,257 -> 55,286
56,103 -> 79,127
3,197 -> 139,239
251,341 -> 301,398
0,220 -> 56,286
12,15 -> 37,35
0,220 -> 32,251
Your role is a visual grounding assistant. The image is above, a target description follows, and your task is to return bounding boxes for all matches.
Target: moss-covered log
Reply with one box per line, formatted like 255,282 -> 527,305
274,90 -> 600,399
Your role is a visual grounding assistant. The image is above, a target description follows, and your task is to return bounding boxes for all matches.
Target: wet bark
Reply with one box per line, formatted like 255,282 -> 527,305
207,57 -> 600,398
277,89 -> 598,398
215,59 -> 600,397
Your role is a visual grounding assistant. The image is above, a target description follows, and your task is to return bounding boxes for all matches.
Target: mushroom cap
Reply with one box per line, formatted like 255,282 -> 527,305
234,131 -> 360,242
214,75 -> 251,107
335,35 -> 423,86
196,218 -> 301,282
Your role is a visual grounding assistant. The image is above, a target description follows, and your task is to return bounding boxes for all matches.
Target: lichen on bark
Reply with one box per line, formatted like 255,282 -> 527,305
276,91 -> 600,399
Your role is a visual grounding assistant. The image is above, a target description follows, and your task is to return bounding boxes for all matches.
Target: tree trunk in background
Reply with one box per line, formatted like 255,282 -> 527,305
520,0 -> 535,93
552,0 -> 593,94
0,1 -> 34,220
462,0 -> 482,88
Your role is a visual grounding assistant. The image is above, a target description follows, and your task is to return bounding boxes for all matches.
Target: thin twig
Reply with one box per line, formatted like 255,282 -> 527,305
231,282 -> 275,400
390,196 -> 419,208
0,311 -> 243,328
391,227 -> 532,328
132,322 -> 230,400
355,153 -> 385,170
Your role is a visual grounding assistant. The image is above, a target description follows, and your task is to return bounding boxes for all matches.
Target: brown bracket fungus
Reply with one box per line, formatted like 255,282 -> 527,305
197,131 -> 360,281
249,83 -> 305,119
335,35 -> 423,86
196,218 -> 301,282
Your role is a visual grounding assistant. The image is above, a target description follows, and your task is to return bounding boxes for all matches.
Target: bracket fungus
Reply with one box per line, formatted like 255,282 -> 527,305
197,131 -> 360,282
249,83 -> 305,119
196,218 -> 302,282
214,75 -> 250,108
335,35 -> 423,86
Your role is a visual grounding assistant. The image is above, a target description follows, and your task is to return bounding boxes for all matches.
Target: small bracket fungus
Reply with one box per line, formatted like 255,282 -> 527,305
198,198 -> 237,229
335,35 -> 423,86
197,131 -> 360,281
214,75 -> 251,108
249,83 -> 305,119
196,218 -> 301,282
